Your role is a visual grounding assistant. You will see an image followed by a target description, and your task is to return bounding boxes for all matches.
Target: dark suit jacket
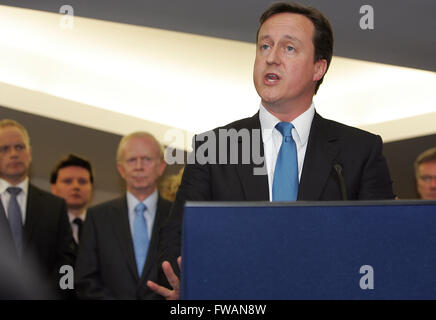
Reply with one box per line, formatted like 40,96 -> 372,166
74,194 -> 172,300
159,111 -> 395,272
0,184 -> 76,298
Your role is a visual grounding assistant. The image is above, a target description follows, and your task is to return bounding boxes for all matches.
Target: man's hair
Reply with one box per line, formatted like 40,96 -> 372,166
0,119 -> 31,147
256,2 -> 334,94
116,131 -> 164,163
50,153 -> 94,184
414,147 -> 436,177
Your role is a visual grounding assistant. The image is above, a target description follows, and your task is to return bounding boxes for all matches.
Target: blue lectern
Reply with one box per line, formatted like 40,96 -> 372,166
180,200 -> 436,299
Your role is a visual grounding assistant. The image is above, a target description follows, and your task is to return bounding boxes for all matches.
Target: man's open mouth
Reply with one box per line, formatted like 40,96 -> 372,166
265,73 -> 280,82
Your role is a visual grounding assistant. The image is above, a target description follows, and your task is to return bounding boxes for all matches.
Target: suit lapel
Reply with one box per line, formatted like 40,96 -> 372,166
233,111 -> 338,201
111,197 -> 139,281
138,196 -> 165,284
0,199 -> 19,259
0,199 -> 8,227
23,185 -> 42,248
235,113 -> 269,201
298,113 -> 339,200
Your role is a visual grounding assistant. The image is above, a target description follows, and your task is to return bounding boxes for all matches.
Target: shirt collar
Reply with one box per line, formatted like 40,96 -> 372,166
126,189 -> 158,214
68,210 -> 87,223
259,102 -> 315,146
0,177 -> 29,196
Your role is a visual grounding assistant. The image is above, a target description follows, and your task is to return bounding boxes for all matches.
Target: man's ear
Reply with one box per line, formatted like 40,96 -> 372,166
158,160 -> 167,177
117,163 -> 125,179
313,59 -> 327,81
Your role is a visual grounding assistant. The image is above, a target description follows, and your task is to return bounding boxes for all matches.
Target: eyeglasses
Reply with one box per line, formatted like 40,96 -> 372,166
419,175 -> 436,184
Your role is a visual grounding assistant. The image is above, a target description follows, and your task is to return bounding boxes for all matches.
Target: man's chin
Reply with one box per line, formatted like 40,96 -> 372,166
3,171 -> 27,184
67,203 -> 87,211
132,184 -> 149,190
260,95 -> 282,107
130,184 -> 153,194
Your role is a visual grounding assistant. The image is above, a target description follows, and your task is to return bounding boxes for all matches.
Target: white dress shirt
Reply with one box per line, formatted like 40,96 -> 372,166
259,103 -> 315,201
0,177 -> 29,224
127,189 -> 158,240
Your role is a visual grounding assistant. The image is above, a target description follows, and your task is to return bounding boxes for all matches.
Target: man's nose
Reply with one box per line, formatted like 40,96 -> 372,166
9,148 -> 19,158
72,180 -> 80,189
134,158 -> 144,170
266,46 -> 281,65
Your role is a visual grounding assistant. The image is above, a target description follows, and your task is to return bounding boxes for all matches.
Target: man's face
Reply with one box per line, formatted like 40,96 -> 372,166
117,136 -> 166,195
417,161 -> 436,200
0,126 -> 32,185
253,13 -> 326,111
51,166 -> 93,212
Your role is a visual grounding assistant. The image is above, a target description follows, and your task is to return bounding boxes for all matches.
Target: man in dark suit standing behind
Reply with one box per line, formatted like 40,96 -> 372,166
75,131 -> 172,299
50,154 -> 94,247
147,2 -> 395,299
0,119 -> 76,299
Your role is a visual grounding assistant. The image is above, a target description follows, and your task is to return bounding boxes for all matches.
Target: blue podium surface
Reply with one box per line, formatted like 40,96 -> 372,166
180,200 -> 436,300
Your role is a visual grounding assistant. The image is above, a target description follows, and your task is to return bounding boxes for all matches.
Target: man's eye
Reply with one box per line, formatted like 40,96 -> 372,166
0,146 -> 9,153
63,179 -> 73,184
420,176 -> 434,183
286,45 -> 295,52
261,44 -> 270,50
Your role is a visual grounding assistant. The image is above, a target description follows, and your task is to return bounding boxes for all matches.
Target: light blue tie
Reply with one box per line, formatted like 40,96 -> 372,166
272,122 -> 299,201
7,187 -> 23,256
133,202 -> 149,277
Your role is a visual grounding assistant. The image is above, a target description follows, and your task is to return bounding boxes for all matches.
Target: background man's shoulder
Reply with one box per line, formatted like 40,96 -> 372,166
28,184 -> 65,208
87,196 -> 126,219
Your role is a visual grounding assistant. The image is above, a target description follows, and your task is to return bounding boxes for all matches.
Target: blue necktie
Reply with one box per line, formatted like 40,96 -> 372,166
7,187 -> 23,256
272,122 -> 299,201
133,203 -> 149,277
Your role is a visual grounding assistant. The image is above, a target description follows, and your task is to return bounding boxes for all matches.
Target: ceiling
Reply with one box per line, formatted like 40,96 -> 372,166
1,0 -> 435,72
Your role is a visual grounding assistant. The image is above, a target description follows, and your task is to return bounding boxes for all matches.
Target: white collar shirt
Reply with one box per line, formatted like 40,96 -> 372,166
259,103 -> 315,201
0,177 -> 29,224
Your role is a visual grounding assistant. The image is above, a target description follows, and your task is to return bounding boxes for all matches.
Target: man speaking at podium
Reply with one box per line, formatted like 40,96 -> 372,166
148,2 -> 395,299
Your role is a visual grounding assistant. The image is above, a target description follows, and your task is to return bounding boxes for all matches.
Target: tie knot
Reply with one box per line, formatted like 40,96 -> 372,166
73,218 -> 83,226
135,202 -> 147,215
275,122 -> 294,137
7,187 -> 22,196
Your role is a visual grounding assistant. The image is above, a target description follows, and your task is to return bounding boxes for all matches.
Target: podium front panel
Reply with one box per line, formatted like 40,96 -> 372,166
181,201 -> 436,299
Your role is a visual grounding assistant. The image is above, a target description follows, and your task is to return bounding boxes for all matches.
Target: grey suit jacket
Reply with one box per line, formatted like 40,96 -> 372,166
75,194 -> 172,300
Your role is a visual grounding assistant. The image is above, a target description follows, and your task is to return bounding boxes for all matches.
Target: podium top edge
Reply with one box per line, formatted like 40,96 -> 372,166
185,199 -> 436,208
